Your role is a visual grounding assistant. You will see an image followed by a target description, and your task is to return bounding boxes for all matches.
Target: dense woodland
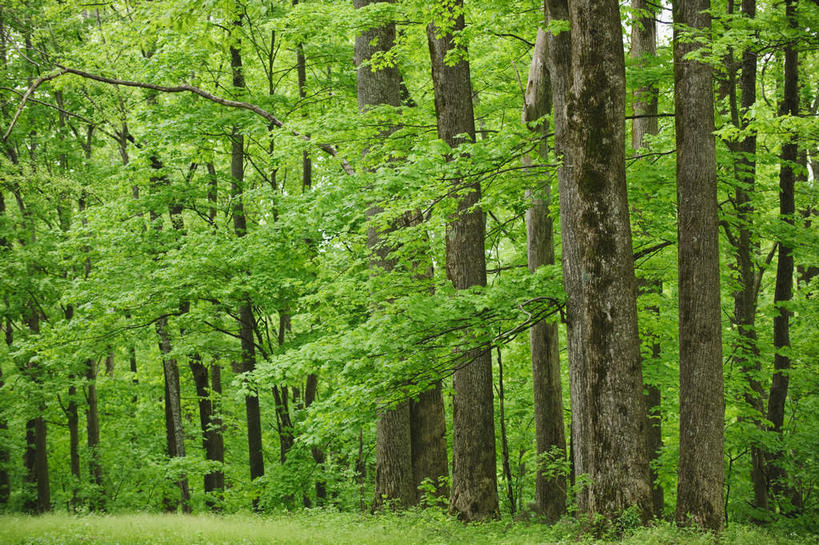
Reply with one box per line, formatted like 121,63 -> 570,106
0,0 -> 817,535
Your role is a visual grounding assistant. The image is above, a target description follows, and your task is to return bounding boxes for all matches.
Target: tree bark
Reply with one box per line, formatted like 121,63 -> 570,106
553,0 -> 654,521
410,383 -> 449,500
766,0 -> 799,513
229,9 -> 265,498
427,0 -> 498,521
355,0 -> 417,511
190,354 -> 225,509
631,0 -> 664,517
522,26 -> 566,522
0,192 -> 10,506
673,0 -> 725,531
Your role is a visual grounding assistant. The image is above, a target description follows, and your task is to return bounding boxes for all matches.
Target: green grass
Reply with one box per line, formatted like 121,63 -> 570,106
0,511 -> 815,545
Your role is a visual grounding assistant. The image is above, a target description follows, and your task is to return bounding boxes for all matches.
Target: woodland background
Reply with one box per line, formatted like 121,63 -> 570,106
0,0 -> 817,536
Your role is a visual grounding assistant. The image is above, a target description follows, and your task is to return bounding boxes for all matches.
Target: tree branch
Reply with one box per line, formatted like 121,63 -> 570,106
3,65 -> 355,175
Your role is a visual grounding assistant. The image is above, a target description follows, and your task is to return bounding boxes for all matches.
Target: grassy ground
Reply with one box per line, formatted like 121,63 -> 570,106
0,511 -> 815,545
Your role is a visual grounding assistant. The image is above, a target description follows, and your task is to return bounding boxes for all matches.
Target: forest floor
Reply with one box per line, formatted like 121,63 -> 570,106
0,511 -> 815,545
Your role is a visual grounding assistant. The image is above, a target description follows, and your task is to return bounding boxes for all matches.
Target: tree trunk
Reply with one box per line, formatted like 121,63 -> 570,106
673,0 -> 725,531
22,311 -> 50,514
553,0 -> 654,521
229,10 -> 265,499
522,26 -> 566,522
67,383 -> 81,508
355,0 -> 417,511
85,357 -> 103,510
373,402 -> 415,509
631,0 -> 664,517
0,192 -> 10,506
156,317 -> 191,513
766,0 -> 799,513
190,354 -> 225,509
727,0 -> 767,515
304,373 -> 326,503
410,383 -> 449,500
427,0 -> 498,521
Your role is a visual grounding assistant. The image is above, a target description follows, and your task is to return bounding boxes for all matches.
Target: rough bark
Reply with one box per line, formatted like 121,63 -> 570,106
355,0 -> 417,511
427,0 -> 498,521
522,26 -> 566,522
0,191 -> 10,506
373,402 -> 415,509
631,0 -> 664,516
766,0 -> 799,512
304,373 -> 326,503
84,357 -> 103,510
554,0 -> 654,521
409,383 -> 449,500
673,0 -> 725,531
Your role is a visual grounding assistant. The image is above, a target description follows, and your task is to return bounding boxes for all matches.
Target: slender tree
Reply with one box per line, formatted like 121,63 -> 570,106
522,26 -> 566,522
673,0 -> 725,531
631,0 -> 664,516
767,0 -> 799,513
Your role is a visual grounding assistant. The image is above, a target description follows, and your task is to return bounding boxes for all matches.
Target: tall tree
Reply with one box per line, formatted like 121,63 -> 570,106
631,0 -> 664,517
550,0 -> 654,520
427,0 -> 498,521
673,0 -> 725,531
229,8 -> 265,500
766,0 -> 799,513
522,27 -> 566,522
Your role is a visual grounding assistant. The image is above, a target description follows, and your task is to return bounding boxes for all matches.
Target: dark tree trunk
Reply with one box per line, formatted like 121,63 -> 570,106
0,192 -> 10,506
673,0 -> 725,531
85,359 -> 103,510
766,0 -> 799,513
190,354 -> 225,509
427,0 -> 498,521
304,373 -> 326,503
728,0 -> 767,514
631,0 -> 664,517
156,318 -> 191,513
553,0 -> 654,521
229,10 -> 265,498
67,384 -> 81,508
22,312 -> 50,514
522,26 -> 566,523
0,361 -> 8,506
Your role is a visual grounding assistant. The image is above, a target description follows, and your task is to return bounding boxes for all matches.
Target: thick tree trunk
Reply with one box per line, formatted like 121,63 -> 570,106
554,0 -> 654,521
673,0 -> 725,531
373,402 -> 415,509
85,358 -> 103,510
355,0 -> 417,511
631,0 -> 664,517
522,27 -> 566,522
67,384 -> 81,507
767,0 -> 799,513
427,0 -> 498,521
410,383 -> 449,500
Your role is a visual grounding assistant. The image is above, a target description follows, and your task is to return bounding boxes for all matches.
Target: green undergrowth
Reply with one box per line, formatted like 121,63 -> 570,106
0,511 -> 815,545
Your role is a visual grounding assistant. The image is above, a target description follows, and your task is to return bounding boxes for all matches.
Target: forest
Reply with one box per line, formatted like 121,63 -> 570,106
0,0 -> 817,541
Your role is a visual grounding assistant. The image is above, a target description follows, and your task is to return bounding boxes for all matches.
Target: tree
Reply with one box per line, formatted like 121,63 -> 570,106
673,0 -> 725,531
522,26 -> 566,522
427,0 -> 498,521
548,0 -> 653,521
